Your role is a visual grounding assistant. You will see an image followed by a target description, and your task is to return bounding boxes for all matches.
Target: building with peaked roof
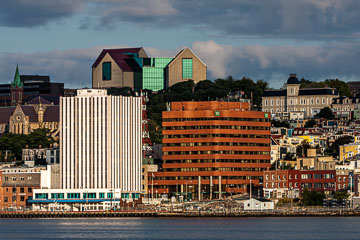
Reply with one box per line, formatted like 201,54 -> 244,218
92,47 -> 207,91
262,74 -> 339,118
165,48 -> 207,88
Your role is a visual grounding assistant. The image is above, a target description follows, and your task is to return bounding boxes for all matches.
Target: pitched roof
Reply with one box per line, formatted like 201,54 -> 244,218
92,48 -> 143,70
263,89 -> 286,97
43,106 -> 59,122
0,107 -> 15,124
167,48 -> 207,67
24,95 -> 59,105
263,88 -> 338,97
20,106 -> 38,122
299,88 -> 338,96
26,96 -> 52,105
332,96 -> 360,104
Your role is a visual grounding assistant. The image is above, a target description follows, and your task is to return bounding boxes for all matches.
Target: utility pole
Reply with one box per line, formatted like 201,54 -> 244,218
151,173 -> 154,205
250,177 -> 252,199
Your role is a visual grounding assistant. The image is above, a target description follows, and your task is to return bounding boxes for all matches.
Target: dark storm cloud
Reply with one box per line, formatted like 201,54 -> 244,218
191,40 -> 360,87
89,0 -> 360,40
1,41 -> 359,89
0,0 -> 83,27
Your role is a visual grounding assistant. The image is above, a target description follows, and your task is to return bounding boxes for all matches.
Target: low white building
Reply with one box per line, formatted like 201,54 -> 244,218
243,198 -> 274,211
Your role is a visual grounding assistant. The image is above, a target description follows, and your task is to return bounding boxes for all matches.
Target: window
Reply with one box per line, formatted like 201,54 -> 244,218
12,187 -> 16,193
12,177 -> 16,181
20,196 -> 25,202
289,182 -> 292,187
99,193 -> 105,198
102,62 -> 111,80
4,176 -> 8,181
182,58 -> 193,79
343,177 -> 347,182
35,193 -> 48,199
107,192 -> 114,198
121,193 -> 130,199
20,177 -> 24,181
83,193 -> 96,199
338,177 -> 341,182
51,193 -> 64,199
265,100 -> 268,106
28,176 -> 32,181
4,197 -> 8,202
67,193 -> 80,199
20,188 -> 24,193
28,188 -> 32,193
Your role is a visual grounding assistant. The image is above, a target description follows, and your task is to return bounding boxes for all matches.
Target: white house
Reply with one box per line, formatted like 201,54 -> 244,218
244,198 -> 274,211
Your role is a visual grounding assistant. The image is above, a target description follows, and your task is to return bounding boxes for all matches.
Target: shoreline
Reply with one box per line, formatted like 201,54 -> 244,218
1,210 -> 360,218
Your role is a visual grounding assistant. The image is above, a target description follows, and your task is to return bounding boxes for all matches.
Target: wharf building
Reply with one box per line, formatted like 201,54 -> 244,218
92,47 -> 206,91
0,166 -> 44,210
29,89 -> 143,211
262,74 -> 338,118
152,101 -> 271,201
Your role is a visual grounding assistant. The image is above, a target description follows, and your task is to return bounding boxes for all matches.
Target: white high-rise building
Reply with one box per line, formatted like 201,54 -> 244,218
30,89 -> 143,211
60,89 -> 142,191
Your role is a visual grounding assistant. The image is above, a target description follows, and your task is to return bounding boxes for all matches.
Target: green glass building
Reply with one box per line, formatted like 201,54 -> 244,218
141,57 -> 173,91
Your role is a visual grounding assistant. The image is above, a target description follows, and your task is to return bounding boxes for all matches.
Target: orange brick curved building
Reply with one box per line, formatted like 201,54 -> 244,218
152,101 -> 271,200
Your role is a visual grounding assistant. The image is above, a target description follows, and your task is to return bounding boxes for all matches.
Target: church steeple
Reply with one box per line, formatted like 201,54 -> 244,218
11,64 -> 23,88
11,64 -> 24,105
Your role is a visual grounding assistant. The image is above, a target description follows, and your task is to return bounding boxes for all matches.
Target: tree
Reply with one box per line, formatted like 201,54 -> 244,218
326,135 -> 354,158
299,78 -> 350,96
271,120 -> 290,128
0,128 -> 55,162
296,140 -> 311,157
316,107 -> 333,120
305,119 -> 316,128
301,189 -> 325,206
284,152 -> 296,161
334,190 -> 350,201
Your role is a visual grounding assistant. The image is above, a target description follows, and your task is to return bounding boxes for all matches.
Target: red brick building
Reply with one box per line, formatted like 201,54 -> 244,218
0,167 -> 41,210
263,169 -> 347,198
152,101 -> 271,200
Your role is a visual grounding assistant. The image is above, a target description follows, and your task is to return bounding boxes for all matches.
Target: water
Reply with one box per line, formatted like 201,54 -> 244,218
0,217 -> 359,239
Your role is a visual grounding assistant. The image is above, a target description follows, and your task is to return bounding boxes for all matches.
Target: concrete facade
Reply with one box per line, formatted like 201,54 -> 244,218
60,89 -> 143,192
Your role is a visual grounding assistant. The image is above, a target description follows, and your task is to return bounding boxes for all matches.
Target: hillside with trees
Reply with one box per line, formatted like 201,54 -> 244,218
299,78 -> 350,96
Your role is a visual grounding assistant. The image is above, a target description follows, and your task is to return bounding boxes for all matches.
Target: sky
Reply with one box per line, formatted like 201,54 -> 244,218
0,0 -> 359,89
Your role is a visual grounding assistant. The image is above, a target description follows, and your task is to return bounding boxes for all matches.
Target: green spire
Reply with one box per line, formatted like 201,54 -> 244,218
11,64 -> 23,88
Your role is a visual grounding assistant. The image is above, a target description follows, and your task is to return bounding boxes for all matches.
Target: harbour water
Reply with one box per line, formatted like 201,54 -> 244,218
0,217 -> 359,239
